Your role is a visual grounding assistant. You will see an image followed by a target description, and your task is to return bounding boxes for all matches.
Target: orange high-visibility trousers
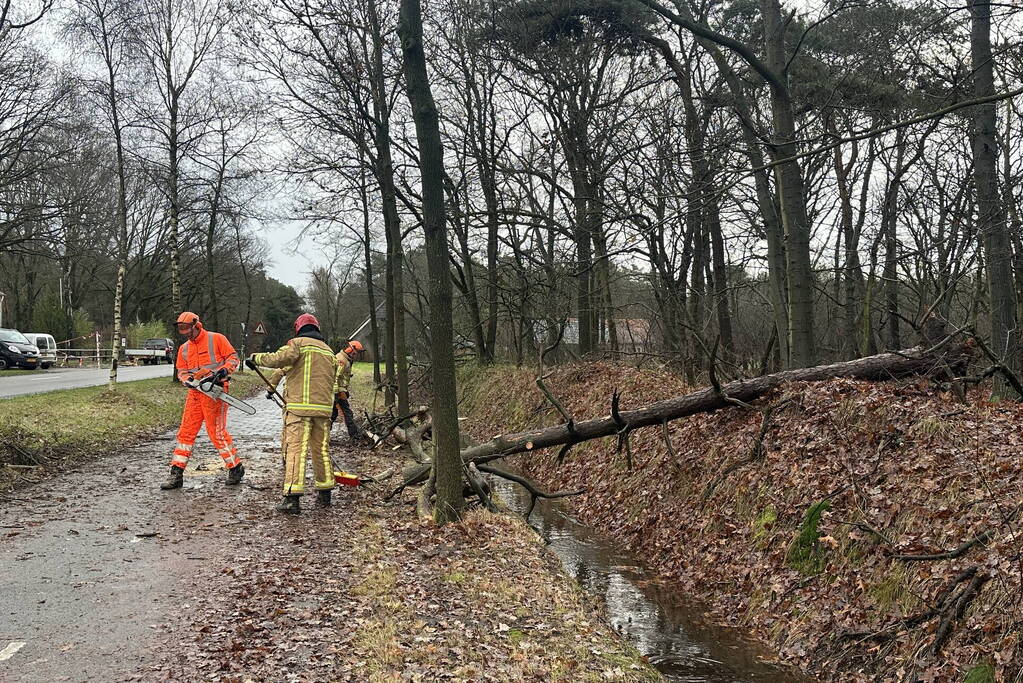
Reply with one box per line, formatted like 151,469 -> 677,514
169,389 -> 241,470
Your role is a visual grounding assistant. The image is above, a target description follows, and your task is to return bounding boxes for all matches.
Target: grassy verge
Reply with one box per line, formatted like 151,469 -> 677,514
339,505 -> 660,682
0,372 -> 262,490
343,365 -> 658,680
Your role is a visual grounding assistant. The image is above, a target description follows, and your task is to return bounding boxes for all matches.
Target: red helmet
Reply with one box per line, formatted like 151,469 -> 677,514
294,313 -> 320,333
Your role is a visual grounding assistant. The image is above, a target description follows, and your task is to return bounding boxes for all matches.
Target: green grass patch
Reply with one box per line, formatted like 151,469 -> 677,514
0,373 -> 262,473
786,500 -> 831,575
963,664 -> 995,683
442,571 -> 468,585
753,505 -> 778,543
0,368 -> 53,377
352,567 -> 398,598
349,361 -> 387,410
867,564 -> 911,611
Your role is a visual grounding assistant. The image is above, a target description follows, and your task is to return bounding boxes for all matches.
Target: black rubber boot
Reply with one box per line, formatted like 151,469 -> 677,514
225,463 -> 245,486
316,489 -> 332,507
275,494 -> 301,514
160,466 -> 183,490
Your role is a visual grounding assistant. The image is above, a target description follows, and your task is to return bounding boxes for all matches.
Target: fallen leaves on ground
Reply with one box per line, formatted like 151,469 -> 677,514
145,426 -> 657,682
459,362 -> 1023,682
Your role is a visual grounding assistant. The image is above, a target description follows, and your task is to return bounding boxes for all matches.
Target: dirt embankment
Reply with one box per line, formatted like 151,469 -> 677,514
459,362 -> 1023,682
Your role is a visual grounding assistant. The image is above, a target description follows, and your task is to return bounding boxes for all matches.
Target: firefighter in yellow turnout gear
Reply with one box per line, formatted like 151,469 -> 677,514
247,313 -> 338,514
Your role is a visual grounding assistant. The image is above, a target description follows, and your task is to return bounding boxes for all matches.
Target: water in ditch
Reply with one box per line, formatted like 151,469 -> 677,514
493,477 -> 810,682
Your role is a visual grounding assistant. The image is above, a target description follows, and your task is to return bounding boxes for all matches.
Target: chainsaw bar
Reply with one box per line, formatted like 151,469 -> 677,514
185,379 -> 258,415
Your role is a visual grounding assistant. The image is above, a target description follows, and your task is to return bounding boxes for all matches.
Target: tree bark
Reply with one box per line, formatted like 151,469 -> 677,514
708,196 -> 733,357
756,0 -> 816,369
461,341 -> 973,463
96,4 -> 129,390
970,0 -> 1017,396
359,161 -> 382,387
397,0 -> 463,523
367,0 -> 408,414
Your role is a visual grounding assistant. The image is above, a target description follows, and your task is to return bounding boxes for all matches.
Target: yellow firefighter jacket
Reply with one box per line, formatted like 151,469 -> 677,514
252,337 -> 339,417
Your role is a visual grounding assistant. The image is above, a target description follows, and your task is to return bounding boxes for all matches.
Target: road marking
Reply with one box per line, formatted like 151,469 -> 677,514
0,642 -> 26,661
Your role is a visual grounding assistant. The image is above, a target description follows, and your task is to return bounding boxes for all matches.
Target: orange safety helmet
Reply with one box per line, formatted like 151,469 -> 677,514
175,311 -> 202,337
344,340 -> 365,357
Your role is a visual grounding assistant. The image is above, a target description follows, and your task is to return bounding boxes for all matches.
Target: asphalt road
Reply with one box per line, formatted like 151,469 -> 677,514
0,365 -> 174,399
0,401 -> 285,682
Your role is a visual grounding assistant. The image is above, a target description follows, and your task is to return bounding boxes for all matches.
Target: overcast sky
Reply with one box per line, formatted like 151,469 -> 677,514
260,221 -> 324,294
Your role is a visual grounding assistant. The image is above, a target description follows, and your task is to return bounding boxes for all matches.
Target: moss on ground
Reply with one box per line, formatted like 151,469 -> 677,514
753,505 -> 778,543
963,664 -> 995,683
786,500 -> 830,575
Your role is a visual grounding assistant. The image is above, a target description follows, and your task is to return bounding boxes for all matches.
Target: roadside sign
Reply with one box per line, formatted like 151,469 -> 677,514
253,321 -> 268,335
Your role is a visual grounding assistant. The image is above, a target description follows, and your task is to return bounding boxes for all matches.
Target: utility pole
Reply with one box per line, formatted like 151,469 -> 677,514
0,291 -> 5,327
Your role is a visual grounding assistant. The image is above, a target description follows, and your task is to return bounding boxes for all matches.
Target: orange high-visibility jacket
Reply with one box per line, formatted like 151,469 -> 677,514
176,329 -> 239,384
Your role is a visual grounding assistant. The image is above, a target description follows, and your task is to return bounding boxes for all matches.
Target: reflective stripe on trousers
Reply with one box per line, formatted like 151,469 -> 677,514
170,389 -> 240,469
281,414 -> 333,494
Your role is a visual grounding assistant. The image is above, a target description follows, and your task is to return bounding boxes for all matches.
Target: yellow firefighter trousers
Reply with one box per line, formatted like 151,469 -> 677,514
281,413 -> 334,494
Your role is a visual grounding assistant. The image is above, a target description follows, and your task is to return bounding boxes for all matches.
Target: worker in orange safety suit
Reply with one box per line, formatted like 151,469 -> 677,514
160,311 -> 243,490
246,313 -> 338,514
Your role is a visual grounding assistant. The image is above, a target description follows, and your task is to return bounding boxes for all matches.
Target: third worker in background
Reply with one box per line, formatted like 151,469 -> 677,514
246,313 -> 338,514
334,340 -> 366,443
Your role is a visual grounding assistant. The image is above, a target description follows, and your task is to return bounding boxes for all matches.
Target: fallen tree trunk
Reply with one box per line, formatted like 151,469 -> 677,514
460,341 -> 974,464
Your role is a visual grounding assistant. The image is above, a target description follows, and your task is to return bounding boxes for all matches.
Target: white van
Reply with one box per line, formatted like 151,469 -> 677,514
25,333 -> 57,369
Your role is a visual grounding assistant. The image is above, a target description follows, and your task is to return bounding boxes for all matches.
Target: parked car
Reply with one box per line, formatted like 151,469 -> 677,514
25,333 -> 57,369
143,338 -> 175,364
0,328 -> 41,370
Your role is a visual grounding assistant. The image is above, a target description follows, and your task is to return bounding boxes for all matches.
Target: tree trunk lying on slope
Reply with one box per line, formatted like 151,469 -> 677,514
460,341 -> 974,464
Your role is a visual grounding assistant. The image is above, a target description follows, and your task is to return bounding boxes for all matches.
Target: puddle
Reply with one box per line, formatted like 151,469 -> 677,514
493,477 -> 808,682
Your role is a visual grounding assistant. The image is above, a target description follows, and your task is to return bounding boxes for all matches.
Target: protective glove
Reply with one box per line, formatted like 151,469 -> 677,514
244,358 -> 257,370
337,390 -> 349,401
214,367 -> 229,381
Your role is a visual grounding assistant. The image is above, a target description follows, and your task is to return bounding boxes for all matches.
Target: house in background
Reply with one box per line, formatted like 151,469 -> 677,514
532,317 -> 655,354
346,303 -> 385,362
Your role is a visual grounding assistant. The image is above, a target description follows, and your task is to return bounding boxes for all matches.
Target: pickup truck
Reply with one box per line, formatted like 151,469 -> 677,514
126,338 -> 175,365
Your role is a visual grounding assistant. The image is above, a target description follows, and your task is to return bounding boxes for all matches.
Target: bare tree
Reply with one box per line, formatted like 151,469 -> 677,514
67,0 -> 136,388
398,0 -> 462,523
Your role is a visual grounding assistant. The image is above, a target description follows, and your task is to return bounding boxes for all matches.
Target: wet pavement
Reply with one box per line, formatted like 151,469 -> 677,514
0,400 -> 284,682
0,365 -> 173,398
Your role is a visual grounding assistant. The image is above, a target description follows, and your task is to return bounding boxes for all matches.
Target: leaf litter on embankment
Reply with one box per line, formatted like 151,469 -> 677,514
458,362 -> 1023,682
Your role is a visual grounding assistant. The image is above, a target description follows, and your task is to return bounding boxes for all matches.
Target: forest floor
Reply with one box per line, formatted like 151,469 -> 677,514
0,364 -> 656,682
459,362 -> 1023,683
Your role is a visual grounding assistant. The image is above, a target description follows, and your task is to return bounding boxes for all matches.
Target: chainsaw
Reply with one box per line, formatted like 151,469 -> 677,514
185,374 -> 257,415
